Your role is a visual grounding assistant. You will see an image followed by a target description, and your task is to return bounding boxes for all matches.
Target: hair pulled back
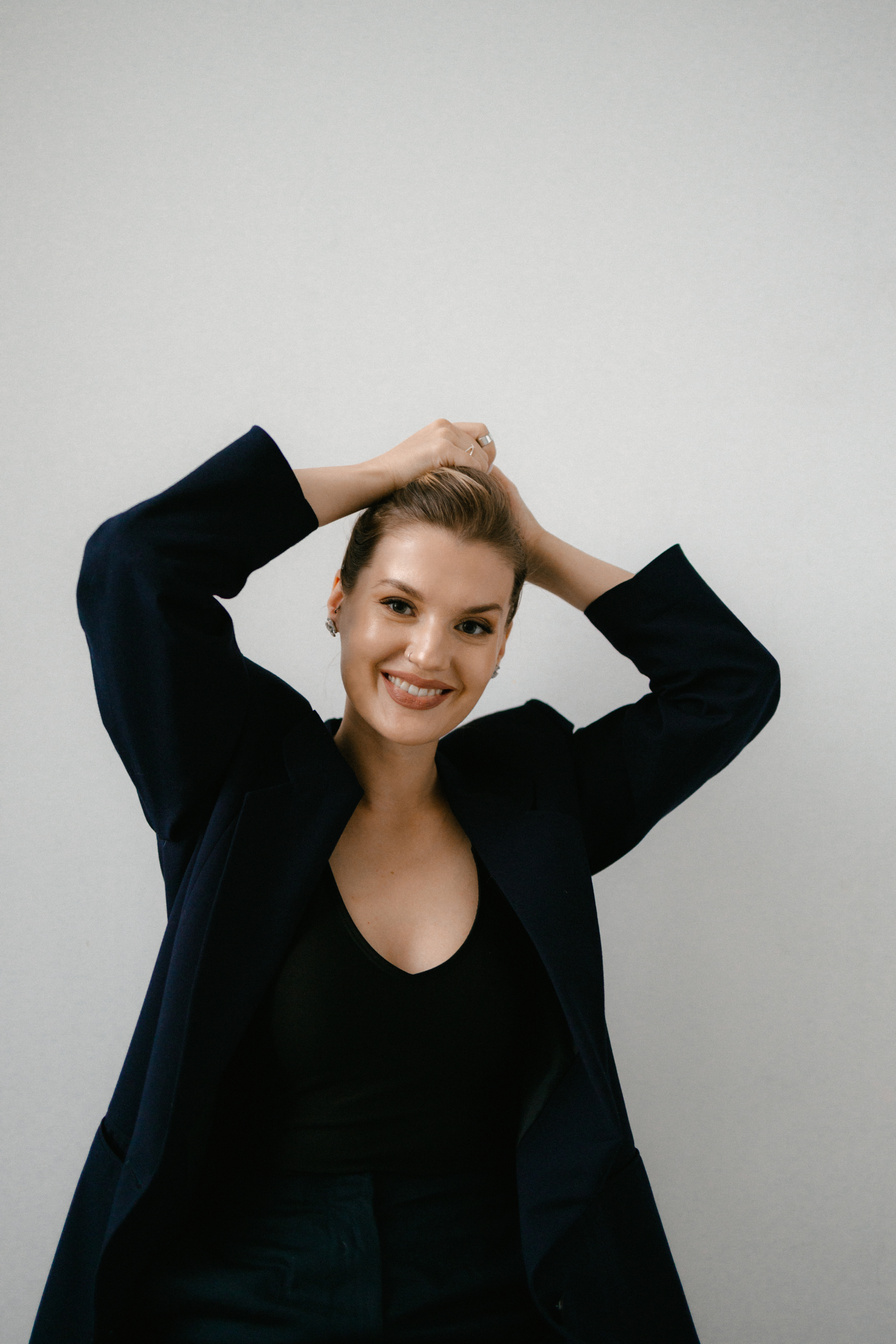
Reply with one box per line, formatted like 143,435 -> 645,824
339,466 -> 528,623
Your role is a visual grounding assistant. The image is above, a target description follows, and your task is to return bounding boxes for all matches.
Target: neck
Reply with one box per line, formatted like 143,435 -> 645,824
333,702 -> 445,817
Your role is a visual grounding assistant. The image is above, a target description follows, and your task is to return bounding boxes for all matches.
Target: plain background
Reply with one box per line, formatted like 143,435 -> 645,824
2,2 -> 894,1341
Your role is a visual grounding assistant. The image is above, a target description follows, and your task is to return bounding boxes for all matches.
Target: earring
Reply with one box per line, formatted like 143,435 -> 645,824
491,666 -> 500,679
325,616 -> 338,637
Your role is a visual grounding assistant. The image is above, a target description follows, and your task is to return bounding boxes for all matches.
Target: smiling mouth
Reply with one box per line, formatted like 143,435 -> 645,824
381,672 -> 455,708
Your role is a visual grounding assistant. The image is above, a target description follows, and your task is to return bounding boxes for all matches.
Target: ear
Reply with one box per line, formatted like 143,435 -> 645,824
496,618 -> 513,662
327,572 -> 345,621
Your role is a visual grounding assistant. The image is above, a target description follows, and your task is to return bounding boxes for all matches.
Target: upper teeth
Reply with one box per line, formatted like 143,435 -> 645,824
386,675 -> 447,697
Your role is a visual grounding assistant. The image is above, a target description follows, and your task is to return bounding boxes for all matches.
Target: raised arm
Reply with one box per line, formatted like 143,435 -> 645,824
77,419 -> 500,845
76,426 -> 319,842
487,464 -> 780,874
571,544 -> 780,874
488,463 -> 635,607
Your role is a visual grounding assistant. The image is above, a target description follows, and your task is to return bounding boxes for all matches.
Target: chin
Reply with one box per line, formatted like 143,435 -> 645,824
345,678 -> 482,746
375,703 -> 468,744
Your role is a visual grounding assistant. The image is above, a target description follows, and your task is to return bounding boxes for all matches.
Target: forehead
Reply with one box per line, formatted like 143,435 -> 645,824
362,524 -> 514,603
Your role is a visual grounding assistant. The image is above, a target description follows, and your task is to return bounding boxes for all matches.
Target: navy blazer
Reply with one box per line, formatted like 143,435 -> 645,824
31,427 -> 780,1344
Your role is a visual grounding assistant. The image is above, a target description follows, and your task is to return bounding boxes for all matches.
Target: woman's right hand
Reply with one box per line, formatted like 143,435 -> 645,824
294,420 -> 496,527
375,419 -> 496,493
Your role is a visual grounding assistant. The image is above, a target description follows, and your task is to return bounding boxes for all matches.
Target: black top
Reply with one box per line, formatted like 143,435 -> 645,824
257,850 -> 546,1175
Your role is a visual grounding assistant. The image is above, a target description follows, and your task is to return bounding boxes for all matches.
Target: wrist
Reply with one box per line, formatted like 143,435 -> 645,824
363,452 -> 402,499
293,458 -> 392,527
525,530 -> 635,610
523,526 -> 555,583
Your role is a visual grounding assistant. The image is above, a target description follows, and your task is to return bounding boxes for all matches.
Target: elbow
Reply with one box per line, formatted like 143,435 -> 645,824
76,512 -> 143,628
759,646 -> 781,705
696,652 -> 781,778
77,518 -> 114,618
746,649 -> 781,738
707,647 -> 781,748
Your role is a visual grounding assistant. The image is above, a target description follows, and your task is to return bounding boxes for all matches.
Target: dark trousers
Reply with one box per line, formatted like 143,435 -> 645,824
133,1166 -> 559,1343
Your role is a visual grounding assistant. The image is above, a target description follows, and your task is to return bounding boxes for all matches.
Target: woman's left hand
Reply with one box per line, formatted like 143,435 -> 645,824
488,464 -> 546,562
491,467 -> 635,607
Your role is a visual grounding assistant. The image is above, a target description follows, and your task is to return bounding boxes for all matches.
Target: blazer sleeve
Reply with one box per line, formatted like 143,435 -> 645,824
568,543 -> 781,875
76,425 -> 319,843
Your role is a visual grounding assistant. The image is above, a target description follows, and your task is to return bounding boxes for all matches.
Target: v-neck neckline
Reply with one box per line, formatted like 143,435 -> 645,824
326,860 -> 483,980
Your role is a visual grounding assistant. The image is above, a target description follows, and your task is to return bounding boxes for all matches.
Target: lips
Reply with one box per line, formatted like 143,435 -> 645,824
381,669 -> 454,691
381,671 -> 455,710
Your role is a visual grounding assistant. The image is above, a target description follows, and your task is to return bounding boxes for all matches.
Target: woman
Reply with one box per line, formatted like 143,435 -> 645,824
31,419 -> 780,1344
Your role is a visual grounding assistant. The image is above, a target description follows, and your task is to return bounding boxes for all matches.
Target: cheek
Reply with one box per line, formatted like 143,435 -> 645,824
346,614 -> 392,659
338,618 -> 393,687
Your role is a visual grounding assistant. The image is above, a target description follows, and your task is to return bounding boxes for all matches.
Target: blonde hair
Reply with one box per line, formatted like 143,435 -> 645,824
339,466 -> 527,622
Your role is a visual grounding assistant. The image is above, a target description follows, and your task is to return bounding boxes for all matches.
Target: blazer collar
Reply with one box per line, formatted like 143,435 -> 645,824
282,711 -> 539,860
280,710 -> 528,830
281,709 -> 363,806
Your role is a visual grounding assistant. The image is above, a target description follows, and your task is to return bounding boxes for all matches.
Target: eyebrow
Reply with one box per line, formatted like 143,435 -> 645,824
373,578 -> 505,615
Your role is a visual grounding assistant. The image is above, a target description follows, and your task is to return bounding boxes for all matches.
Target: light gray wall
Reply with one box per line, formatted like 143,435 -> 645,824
3,2 -> 893,1340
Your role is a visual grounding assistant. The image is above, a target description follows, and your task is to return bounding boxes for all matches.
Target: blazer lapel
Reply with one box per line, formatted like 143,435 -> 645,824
130,712 -> 363,1188
188,711 -> 363,1046
435,749 -> 623,1120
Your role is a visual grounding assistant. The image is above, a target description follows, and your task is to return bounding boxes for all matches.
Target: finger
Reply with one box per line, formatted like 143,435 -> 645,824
452,421 -> 490,442
464,438 -> 493,473
471,431 -> 496,471
479,436 -> 497,471
452,422 -> 495,473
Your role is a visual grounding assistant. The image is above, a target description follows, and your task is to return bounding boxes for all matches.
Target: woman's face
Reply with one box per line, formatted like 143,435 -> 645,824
328,523 -> 515,748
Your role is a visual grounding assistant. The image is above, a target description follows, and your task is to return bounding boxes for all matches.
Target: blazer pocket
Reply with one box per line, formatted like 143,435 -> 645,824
543,1149 -> 701,1344
99,1116 -> 128,1164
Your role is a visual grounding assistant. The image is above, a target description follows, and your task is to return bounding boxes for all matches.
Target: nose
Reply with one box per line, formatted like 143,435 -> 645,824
406,618 -> 451,672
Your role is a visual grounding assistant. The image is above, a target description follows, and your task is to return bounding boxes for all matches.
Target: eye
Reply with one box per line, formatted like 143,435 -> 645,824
380,597 -> 492,637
